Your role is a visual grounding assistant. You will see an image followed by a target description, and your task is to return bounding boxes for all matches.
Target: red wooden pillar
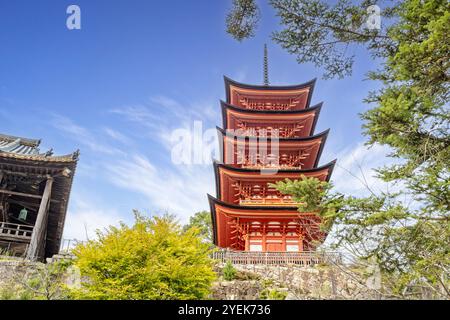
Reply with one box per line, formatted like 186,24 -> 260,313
298,233 -> 304,252
262,223 -> 267,252
282,223 -> 287,251
244,233 -> 250,251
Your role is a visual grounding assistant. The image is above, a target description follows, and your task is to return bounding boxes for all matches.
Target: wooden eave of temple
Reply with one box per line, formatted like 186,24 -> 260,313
213,160 -> 336,205
0,133 -> 79,259
221,100 -> 323,138
224,76 -> 316,111
217,127 -> 329,170
208,194 -> 325,250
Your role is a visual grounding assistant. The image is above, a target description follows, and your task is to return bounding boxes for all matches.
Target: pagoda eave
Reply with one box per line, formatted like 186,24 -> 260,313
217,128 -> 330,170
224,76 -> 317,111
221,100 -> 323,138
213,160 -> 336,204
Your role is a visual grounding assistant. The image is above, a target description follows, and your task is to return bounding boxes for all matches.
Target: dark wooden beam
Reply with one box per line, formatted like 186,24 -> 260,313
0,189 -> 59,203
7,198 -> 40,210
26,177 -> 53,260
0,189 -> 42,199
0,169 -> 50,180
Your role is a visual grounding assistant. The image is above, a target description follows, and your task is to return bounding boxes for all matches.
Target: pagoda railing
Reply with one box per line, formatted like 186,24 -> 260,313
0,222 -> 33,242
212,250 -> 342,266
240,198 -> 300,206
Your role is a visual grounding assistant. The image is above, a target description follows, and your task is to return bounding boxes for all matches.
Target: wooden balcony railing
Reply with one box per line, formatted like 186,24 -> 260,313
0,222 -> 34,242
212,250 -> 342,266
240,198 -> 300,206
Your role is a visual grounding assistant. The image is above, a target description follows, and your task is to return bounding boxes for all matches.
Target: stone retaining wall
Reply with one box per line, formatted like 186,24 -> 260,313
212,263 -> 381,300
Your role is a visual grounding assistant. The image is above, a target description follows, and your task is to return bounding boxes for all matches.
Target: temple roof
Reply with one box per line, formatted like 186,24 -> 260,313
214,159 -> 336,184
221,100 -> 323,115
217,126 -> 329,142
0,133 -> 78,162
0,134 -> 41,155
213,160 -> 336,205
221,100 -> 323,137
217,127 -> 329,170
224,76 -> 317,94
224,76 -> 316,111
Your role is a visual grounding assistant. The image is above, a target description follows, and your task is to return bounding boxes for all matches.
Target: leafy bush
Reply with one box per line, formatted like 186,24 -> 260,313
222,261 -> 237,281
259,288 -> 288,300
71,212 -> 216,300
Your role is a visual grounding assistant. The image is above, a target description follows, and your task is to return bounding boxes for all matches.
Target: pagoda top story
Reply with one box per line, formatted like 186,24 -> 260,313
224,76 -> 316,111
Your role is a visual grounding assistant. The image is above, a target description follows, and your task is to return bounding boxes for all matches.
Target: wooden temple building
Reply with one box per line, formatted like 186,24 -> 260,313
208,52 -> 336,253
0,133 -> 78,260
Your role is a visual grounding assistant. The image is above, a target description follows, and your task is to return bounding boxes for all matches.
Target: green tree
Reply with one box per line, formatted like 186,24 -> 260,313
183,210 -> 213,243
273,176 -> 449,298
230,0 -> 449,298
226,0 -> 260,41
71,212 -> 216,300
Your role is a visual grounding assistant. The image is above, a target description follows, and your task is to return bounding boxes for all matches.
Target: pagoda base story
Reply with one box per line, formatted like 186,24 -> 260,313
225,219 -> 311,252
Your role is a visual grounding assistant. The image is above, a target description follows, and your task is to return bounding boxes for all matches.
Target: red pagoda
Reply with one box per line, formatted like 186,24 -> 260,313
208,50 -> 336,253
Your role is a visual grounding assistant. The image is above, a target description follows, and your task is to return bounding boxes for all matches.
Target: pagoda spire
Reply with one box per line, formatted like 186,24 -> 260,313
263,44 -> 269,86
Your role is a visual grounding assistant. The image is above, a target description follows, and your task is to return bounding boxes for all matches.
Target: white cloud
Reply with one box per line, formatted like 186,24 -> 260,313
63,195 -> 125,241
51,114 -> 125,156
331,142 -> 396,196
110,105 -> 161,128
231,69 -> 248,83
102,127 -> 132,145
106,154 -> 215,222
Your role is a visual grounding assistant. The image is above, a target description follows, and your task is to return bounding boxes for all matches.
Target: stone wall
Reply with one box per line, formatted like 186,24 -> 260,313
0,257 -> 81,299
1,257 -> 380,300
212,263 -> 381,300
0,259 -> 39,287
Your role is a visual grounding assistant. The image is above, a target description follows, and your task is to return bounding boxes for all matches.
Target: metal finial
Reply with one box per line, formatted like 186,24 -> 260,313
263,44 -> 269,86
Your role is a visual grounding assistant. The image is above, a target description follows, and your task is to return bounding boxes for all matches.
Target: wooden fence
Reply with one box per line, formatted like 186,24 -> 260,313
212,250 -> 342,266
0,222 -> 33,242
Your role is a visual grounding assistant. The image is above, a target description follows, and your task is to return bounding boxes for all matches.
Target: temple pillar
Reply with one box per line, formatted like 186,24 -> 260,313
26,176 -> 53,261
262,223 -> 267,252
282,223 -> 287,251
298,233 -> 304,252
244,233 -> 250,251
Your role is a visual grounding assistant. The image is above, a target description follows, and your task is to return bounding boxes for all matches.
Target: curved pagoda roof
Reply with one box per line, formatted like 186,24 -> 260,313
217,127 -> 329,170
221,100 -> 323,138
224,76 -> 316,111
213,160 -> 336,205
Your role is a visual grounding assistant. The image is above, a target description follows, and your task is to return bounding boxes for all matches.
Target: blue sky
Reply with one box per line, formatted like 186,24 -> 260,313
0,1 -> 391,240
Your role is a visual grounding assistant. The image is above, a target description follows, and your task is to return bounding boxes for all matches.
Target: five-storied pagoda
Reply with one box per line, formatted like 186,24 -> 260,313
208,47 -> 336,252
